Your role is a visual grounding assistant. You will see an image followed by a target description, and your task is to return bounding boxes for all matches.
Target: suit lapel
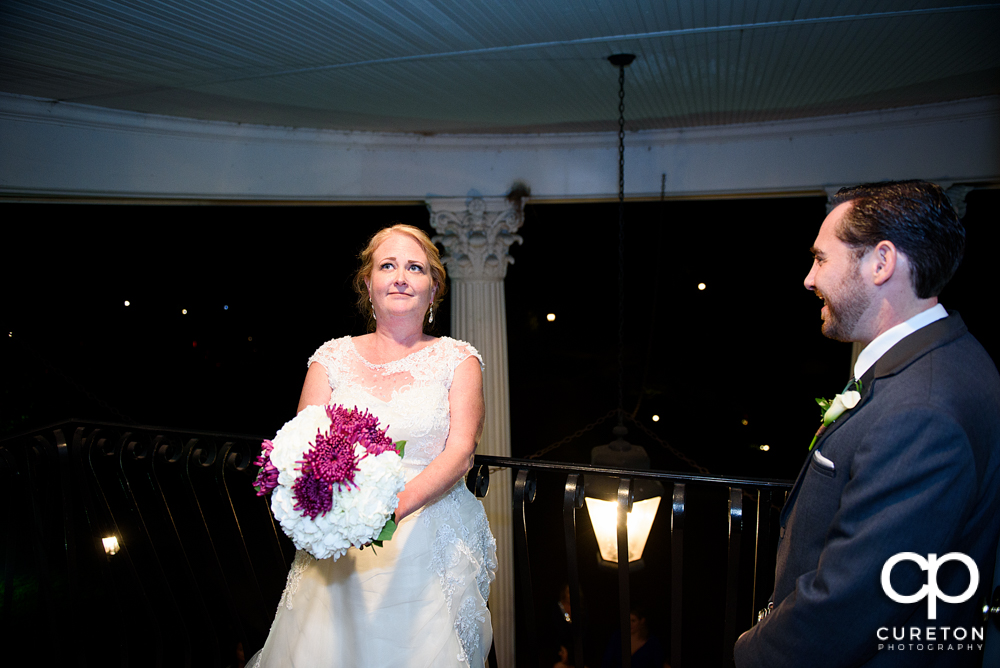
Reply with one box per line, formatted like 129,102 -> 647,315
781,387 -> 872,522
779,313 -> 967,524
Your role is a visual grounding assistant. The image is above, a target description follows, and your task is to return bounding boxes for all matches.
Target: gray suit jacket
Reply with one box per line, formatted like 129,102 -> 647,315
735,313 -> 1000,667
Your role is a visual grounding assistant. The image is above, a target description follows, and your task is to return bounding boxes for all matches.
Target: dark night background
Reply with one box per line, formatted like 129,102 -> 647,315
3,189 -> 998,664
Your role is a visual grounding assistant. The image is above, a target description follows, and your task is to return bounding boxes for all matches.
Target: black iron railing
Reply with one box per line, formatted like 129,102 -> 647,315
0,420 -> 286,667
469,455 -> 792,668
0,421 -> 792,667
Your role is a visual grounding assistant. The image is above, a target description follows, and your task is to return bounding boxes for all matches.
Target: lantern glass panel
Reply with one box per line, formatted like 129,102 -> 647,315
585,496 -> 660,563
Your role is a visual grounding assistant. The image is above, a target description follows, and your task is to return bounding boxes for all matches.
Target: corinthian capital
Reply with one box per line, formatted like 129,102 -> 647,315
428,196 -> 524,281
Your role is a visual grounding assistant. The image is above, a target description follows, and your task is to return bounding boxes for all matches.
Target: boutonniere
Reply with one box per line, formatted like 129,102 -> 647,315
808,387 -> 862,451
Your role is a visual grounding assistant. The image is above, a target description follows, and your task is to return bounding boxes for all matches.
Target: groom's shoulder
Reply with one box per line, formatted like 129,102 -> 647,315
927,318 -> 1000,394
870,320 -> 1000,441
879,314 -> 994,385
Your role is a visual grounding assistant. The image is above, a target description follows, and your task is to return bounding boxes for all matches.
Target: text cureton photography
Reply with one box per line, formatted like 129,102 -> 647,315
876,624 -> 983,653
876,550 -> 985,655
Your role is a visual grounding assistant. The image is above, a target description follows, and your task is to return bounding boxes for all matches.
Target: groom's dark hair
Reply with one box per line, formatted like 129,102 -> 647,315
831,180 -> 965,299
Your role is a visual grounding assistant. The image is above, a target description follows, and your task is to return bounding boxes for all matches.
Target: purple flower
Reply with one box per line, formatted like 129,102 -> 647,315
329,404 -> 397,456
279,405 -> 401,520
291,468 -> 335,520
253,439 -> 279,496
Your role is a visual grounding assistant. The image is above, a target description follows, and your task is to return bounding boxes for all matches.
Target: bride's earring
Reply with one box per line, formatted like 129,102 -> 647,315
370,295 -> 376,321
428,304 -> 434,324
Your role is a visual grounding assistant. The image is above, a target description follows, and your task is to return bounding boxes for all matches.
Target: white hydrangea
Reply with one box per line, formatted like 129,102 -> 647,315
266,405 -> 407,560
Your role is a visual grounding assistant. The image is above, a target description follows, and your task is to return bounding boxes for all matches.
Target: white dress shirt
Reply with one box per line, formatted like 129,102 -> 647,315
853,303 -> 948,380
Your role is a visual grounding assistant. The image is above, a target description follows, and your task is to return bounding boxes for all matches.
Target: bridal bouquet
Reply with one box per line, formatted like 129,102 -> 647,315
253,404 -> 407,560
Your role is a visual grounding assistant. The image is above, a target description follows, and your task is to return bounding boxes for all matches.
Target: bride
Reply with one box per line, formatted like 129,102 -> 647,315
251,224 -> 497,668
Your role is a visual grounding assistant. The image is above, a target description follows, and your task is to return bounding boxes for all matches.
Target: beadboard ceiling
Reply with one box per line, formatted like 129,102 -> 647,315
1,1 -> 998,134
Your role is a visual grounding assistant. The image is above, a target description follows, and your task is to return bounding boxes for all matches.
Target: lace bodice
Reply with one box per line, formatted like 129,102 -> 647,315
307,336 -> 483,466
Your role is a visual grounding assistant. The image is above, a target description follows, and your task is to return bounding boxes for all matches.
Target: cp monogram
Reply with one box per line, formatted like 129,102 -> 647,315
880,552 -> 979,620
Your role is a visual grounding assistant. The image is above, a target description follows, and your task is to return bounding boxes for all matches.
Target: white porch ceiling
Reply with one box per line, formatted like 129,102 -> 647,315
1,1 -> 998,134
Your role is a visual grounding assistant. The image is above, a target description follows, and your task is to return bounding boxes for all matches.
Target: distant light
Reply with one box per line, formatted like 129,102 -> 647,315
192,341 -> 197,348
697,283 -> 706,291
652,414 -> 660,422
102,536 -> 120,555
7,332 -> 11,338
182,309 -> 188,315
124,300 -> 130,307
742,419 -> 749,426
759,444 -> 770,452
248,336 -> 253,342
224,305 -> 229,310
546,313 -> 556,322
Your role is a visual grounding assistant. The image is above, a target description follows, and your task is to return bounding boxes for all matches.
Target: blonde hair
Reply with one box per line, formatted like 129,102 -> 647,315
353,224 -> 447,331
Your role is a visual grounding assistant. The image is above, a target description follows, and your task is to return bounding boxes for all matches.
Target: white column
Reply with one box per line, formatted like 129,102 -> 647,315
429,195 -> 523,668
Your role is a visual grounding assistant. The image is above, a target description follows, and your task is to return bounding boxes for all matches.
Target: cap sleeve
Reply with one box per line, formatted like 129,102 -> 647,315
446,338 -> 484,373
306,336 -> 350,390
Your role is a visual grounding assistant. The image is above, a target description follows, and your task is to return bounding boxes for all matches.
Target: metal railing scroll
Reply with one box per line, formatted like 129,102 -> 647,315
0,421 -> 291,667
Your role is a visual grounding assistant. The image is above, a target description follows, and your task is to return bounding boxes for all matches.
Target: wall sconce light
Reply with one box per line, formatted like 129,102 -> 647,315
102,536 -> 120,556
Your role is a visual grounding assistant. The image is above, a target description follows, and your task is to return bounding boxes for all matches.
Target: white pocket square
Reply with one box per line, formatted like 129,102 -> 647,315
813,450 -> 835,469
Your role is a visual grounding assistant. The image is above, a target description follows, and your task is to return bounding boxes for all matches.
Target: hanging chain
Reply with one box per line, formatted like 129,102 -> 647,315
616,61 -> 627,428
518,64 -> 711,474
624,414 -> 711,475
515,55 -> 712,474
518,407 -> 709,474
524,409 -> 619,460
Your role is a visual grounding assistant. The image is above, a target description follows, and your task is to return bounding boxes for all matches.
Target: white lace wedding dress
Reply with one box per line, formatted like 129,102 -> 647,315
251,336 -> 497,668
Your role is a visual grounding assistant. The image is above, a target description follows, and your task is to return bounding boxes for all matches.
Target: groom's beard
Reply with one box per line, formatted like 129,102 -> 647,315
815,270 -> 871,343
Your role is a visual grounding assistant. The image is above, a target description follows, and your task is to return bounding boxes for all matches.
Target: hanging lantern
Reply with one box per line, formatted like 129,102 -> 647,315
585,495 -> 661,563
585,426 -> 663,567
102,536 -> 120,555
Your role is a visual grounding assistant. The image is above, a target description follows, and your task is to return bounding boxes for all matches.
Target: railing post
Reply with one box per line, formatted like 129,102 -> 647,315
724,486 -> 744,667
563,474 -> 586,667
513,468 -> 537,666
671,482 -> 685,668
752,489 -> 774,625
617,477 -> 633,668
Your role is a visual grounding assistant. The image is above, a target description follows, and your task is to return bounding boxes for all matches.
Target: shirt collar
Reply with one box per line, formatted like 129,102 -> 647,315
854,303 -> 948,380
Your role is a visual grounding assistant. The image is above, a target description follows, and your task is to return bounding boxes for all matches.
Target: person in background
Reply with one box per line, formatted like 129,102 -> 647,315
601,606 -> 664,668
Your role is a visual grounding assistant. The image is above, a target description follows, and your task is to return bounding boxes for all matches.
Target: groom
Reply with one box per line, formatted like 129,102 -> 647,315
734,181 -> 1000,667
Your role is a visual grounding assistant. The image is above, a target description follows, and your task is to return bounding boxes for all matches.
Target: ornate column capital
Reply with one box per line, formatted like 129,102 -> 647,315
427,196 -> 524,282
824,186 -> 842,213
942,183 -> 975,219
